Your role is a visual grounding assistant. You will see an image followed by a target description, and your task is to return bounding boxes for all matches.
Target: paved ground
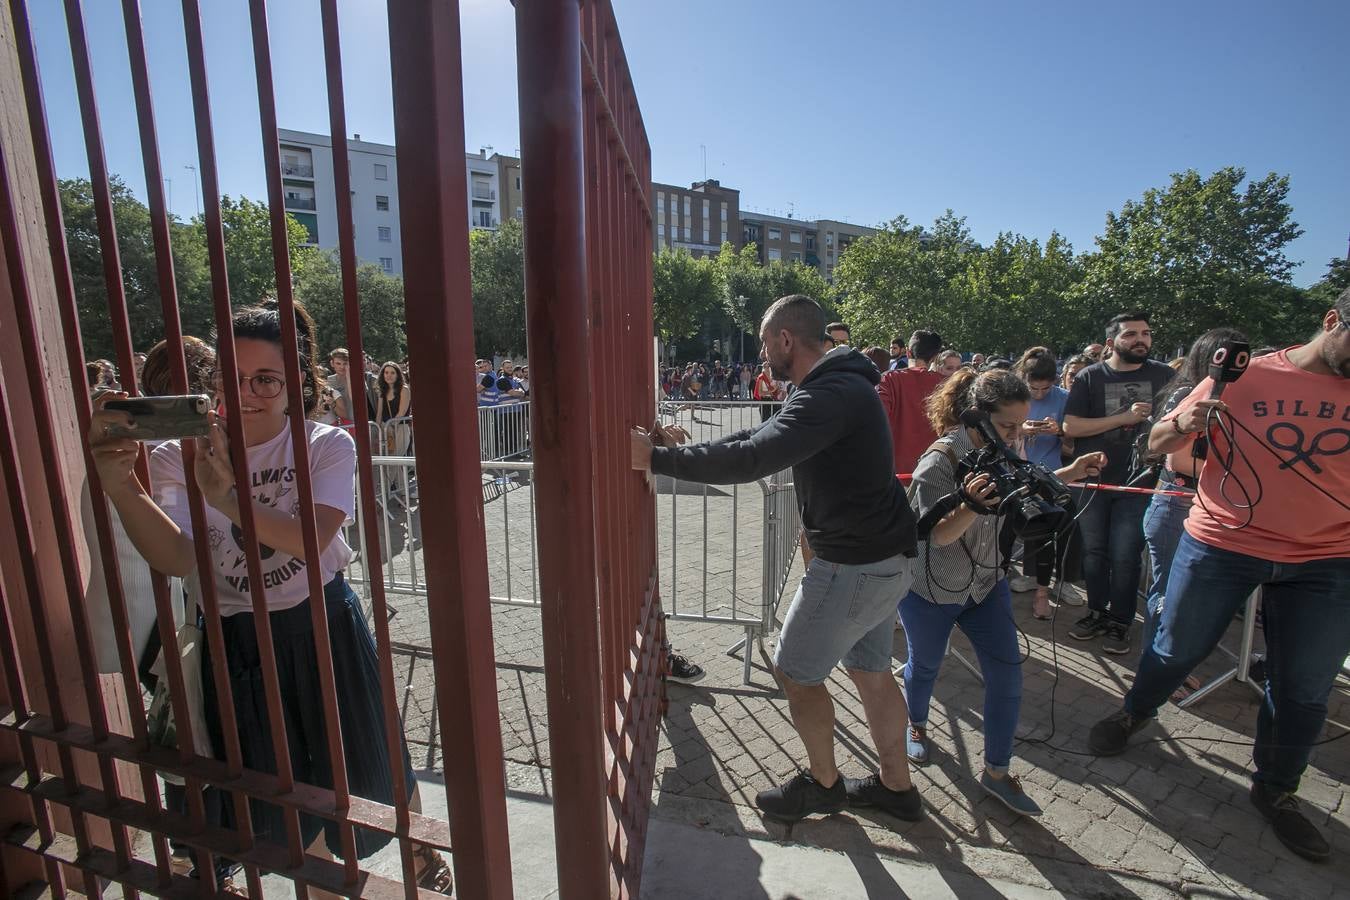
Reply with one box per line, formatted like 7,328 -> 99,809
347,403 -> 1349,898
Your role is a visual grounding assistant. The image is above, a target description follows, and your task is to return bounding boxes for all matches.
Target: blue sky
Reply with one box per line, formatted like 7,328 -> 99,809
33,0 -> 1348,285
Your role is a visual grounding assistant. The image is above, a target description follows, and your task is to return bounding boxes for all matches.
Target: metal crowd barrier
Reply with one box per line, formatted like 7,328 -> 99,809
478,401 -> 531,460
345,398 -> 798,684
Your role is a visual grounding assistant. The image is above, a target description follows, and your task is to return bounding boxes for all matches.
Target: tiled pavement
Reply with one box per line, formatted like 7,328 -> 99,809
365,558 -> 1349,899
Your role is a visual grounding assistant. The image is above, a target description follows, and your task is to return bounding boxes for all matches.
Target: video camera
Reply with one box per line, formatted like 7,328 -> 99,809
914,409 -> 1074,544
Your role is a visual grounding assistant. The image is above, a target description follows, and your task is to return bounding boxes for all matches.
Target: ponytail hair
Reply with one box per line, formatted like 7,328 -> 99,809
925,368 -> 1030,434
1015,345 -> 1058,383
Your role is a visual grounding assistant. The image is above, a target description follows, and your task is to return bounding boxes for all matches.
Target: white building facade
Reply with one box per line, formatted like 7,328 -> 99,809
278,129 -> 502,277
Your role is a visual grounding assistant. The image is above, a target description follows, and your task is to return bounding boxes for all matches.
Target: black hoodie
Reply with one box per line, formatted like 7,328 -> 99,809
651,348 -> 918,564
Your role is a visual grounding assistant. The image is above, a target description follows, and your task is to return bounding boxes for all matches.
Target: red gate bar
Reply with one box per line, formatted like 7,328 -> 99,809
0,103 -> 134,900
387,2 -> 514,898
318,0 -> 423,890
517,0 -> 611,896
180,0 -> 317,878
246,0 -> 364,885
118,0 -> 263,882
70,0 -> 237,864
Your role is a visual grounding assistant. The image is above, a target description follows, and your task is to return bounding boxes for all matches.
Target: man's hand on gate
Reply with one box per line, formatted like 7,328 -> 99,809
648,420 -> 689,448
631,426 -> 655,476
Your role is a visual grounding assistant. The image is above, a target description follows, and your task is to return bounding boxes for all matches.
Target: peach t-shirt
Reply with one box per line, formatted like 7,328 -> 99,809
1161,348 -> 1350,562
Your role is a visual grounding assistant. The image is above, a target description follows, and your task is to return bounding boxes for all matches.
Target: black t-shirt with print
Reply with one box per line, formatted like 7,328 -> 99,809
1064,359 -> 1175,484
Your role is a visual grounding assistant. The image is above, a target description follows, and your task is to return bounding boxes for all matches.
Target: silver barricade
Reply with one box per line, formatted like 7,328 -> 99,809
344,456 -> 540,611
656,399 -> 797,684
478,401 -> 531,461
346,399 -> 798,684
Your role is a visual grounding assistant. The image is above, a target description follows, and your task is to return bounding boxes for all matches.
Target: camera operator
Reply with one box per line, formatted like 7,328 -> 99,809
1090,291 -> 1350,863
903,368 -> 1104,817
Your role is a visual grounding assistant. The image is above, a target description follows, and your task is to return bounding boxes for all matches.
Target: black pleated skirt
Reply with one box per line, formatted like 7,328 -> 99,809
200,572 -> 413,859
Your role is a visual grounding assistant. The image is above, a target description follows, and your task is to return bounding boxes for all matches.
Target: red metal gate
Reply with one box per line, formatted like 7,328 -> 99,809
517,1 -> 664,896
0,0 -> 659,897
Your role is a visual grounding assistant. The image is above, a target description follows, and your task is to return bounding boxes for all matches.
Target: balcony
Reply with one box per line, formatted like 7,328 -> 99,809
472,185 -> 497,201
284,196 -> 316,211
282,162 -> 314,178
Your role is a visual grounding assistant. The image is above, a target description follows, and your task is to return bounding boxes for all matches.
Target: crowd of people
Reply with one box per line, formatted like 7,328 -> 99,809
635,289 -> 1349,863
75,282 -> 1347,883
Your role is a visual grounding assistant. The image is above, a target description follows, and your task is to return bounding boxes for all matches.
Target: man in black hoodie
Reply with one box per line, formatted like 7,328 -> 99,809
633,294 -> 923,824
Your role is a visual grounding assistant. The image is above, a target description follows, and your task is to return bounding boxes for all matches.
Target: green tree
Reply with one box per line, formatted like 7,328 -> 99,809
292,252 -> 407,362
63,177 -> 318,362
652,246 -> 720,344
1306,257 -> 1350,307
62,176 -> 207,361
1075,168 -> 1306,352
833,212 -> 982,350
468,217 -> 526,357
215,195 -> 317,309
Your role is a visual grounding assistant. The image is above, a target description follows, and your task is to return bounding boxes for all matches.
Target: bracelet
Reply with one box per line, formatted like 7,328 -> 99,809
1171,418 -> 1193,436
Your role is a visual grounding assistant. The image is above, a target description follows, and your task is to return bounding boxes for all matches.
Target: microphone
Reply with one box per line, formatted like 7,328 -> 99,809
1207,340 -> 1250,400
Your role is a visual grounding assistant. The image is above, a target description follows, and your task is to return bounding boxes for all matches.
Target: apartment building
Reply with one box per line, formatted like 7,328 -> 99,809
278,130 -> 508,276
495,153 -> 524,222
739,211 -> 876,281
279,129 -> 403,275
651,179 -> 740,258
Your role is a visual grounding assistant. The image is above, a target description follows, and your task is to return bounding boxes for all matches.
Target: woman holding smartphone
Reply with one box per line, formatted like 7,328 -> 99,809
87,302 -> 452,895
1012,347 -> 1070,618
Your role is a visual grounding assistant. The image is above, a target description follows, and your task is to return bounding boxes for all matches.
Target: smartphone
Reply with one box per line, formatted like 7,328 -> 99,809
104,395 -> 212,441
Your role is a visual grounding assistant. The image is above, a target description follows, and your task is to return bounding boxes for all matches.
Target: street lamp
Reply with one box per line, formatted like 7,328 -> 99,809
735,294 -> 748,362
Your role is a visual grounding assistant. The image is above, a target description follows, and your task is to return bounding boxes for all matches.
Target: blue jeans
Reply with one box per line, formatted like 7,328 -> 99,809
1074,488 -> 1150,626
899,580 -> 1021,771
1140,491 -> 1192,650
1125,533 -> 1350,793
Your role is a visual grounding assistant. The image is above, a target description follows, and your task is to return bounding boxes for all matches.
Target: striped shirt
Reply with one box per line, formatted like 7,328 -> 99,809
910,426 -> 1003,605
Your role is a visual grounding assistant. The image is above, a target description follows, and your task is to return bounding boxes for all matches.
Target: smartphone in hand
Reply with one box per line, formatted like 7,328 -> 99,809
103,395 -> 212,440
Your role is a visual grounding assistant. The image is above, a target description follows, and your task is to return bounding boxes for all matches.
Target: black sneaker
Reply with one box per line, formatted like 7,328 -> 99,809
1250,784 -> 1330,862
667,653 -> 705,684
755,771 -> 847,822
1068,610 -> 1109,641
1101,622 -> 1132,655
843,773 -> 924,822
1089,707 -> 1152,755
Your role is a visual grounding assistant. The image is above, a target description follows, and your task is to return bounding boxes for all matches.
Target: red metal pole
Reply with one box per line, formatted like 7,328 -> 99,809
516,0 -> 610,895
386,2 -> 513,898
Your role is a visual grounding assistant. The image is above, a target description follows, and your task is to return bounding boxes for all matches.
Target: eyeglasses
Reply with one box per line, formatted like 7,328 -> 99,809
215,372 -> 286,399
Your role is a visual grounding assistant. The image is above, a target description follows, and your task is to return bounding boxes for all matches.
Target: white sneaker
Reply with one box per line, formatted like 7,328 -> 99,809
1054,581 -> 1086,606
1008,574 -> 1038,593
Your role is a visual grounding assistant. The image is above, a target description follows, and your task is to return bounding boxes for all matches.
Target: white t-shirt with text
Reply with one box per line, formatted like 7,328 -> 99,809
149,420 -> 356,616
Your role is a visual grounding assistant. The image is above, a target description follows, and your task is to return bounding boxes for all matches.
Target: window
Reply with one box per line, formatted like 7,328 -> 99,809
806,234 -> 815,251
657,191 -> 665,210
683,226 -> 691,241
515,176 -> 521,190
683,196 -> 691,215
767,227 -> 781,241
721,229 -> 728,244
376,194 -> 389,211
658,223 -> 665,237
703,226 -> 710,243
767,248 -> 781,261
377,226 -> 392,242
789,231 -> 802,244
374,163 -> 388,180
515,206 -> 523,219
379,257 -> 394,272
790,251 -> 802,262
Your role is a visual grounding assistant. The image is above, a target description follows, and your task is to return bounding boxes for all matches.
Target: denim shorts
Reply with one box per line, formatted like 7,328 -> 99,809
774,553 -> 915,685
